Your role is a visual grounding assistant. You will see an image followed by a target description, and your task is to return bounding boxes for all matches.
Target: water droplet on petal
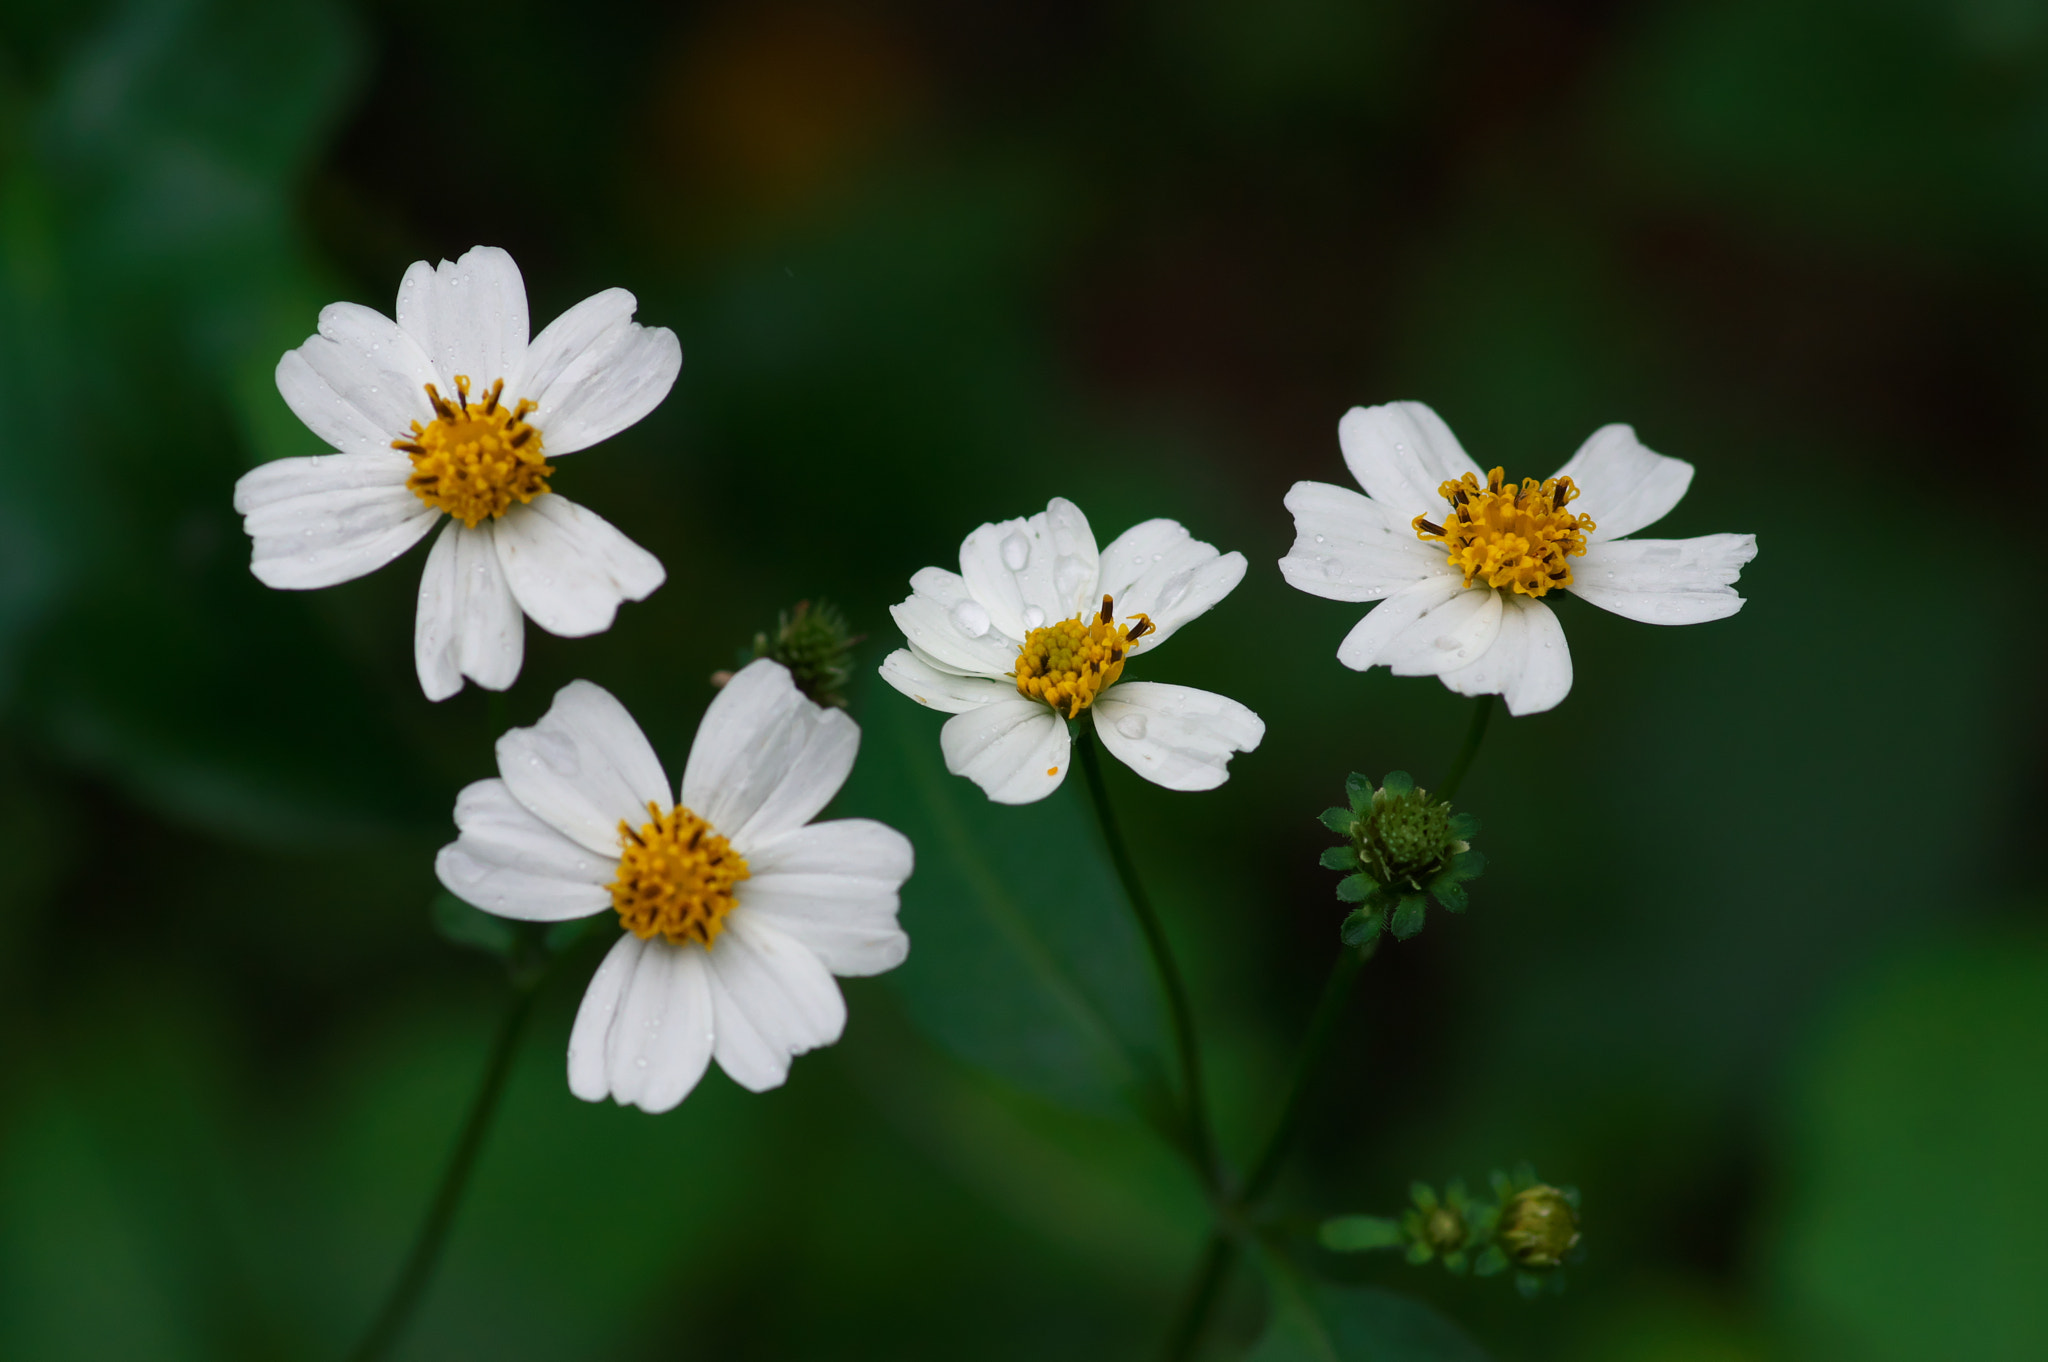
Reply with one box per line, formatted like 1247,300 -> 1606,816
1022,605 -> 1046,630
1001,533 -> 1030,571
1117,713 -> 1148,740
1054,554 -> 1089,603
950,599 -> 991,637
1155,570 -> 1192,612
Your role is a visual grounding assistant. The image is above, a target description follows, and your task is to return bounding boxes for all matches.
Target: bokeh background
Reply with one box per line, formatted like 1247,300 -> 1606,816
1,0 -> 2042,1357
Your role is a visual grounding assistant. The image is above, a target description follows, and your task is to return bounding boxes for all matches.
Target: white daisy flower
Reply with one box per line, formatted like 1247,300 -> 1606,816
879,497 -> 1264,805
233,245 -> 682,700
1280,401 -> 1757,716
434,659 -> 912,1113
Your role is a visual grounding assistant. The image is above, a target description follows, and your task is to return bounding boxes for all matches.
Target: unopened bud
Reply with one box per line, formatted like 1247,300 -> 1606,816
1498,1183 -> 1581,1270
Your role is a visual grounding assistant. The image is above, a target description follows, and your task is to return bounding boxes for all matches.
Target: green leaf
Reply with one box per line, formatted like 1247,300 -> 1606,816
1336,874 -> 1375,904
1319,845 -> 1359,872
1345,772 -> 1375,810
1451,849 -> 1485,879
1319,806 -> 1357,835
1447,811 -> 1480,839
838,694 -> 1168,1116
1339,907 -> 1382,948
1244,1270 -> 1494,1362
1390,895 -> 1427,940
430,892 -> 517,960
1319,1215 -> 1404,1252
1380,770 -> 1414,797
1432,879 -> 1468,912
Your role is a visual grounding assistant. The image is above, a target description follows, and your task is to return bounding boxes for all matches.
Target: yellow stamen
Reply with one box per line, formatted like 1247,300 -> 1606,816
395,375 -> 550,528
1014,594 -> 1153,718
607,802 -> 750,949
1413,467 -> 1596,598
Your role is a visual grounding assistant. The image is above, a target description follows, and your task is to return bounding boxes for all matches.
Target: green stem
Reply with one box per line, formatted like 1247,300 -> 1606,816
348,978 -> 539,1362
1239,941 -> 1371,1207
1159,1230 -> 1239,1362
1437,694 -> 1494,802
1077,727 -> 1220,1192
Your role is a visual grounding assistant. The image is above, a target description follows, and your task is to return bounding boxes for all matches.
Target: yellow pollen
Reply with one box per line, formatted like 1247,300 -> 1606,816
1014,594 -> 1153,718
607,802 -> 750,949
396,375 -> 550,528
1413,466 -> 1596,598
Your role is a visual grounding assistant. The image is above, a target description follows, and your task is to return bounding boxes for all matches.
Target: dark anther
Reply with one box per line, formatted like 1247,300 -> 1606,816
1417,518 -> 1446,537
1099,595 -> 1114,624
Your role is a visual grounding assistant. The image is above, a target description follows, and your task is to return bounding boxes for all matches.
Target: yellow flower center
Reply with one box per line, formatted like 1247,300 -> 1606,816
1014,595 -> 1153,718
1413,467 -> 1596,598
395,375 -> 551,528
607,802 -> 751,949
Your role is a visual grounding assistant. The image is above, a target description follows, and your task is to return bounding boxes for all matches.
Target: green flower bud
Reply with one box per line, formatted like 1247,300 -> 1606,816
1317,772 -> 1483,944
717,600 -> 862,710
1498,1183 -> 1581,1270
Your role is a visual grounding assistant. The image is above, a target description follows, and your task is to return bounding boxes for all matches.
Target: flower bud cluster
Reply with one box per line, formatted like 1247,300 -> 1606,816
1318,1164 -> 1582,1299
1317,770 -> 1483,943
719,599 -> 862,710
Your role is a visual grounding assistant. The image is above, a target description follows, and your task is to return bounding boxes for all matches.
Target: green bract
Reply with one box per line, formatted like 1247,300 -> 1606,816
1317,770 -> 1484,944
732,599 -> 861,710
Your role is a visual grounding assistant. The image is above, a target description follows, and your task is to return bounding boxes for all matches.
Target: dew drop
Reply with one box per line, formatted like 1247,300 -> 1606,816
1054,554 -> 1089,602
950,599 -> 991,637
1022,605 -> 1046,630
1117,713 -> 1149,740
1001,533 -> 1030,571
1314,534 -> 1325,544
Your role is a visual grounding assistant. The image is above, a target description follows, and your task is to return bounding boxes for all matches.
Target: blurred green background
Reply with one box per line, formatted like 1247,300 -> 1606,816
1,0 -> 2042,1357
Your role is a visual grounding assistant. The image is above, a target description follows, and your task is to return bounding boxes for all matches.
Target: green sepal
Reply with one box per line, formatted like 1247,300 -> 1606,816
1405,1240 -> 1434,1266
1319,845 -> 1359,872
1515,1272 -> 1544,1300
1345,771 -> 1375,811
1381,769 -> 1415,797
1390,894 -> 1428,940
1473,1245 -> 1509,1277
1441,1249 -> 1469,1275
431,891 -> 517,960
1410,1181 -> 1439,1211
1489,1169 -> 1515,1200
1432,878 -> 1468,913
1336,873 -> 1377,904
1318,1215 -> 1404,1252
1447,811 -> 1481,839
1451,848 -> 1486,879
1319,806 -> 1357,835
1339,907 -> 1383,947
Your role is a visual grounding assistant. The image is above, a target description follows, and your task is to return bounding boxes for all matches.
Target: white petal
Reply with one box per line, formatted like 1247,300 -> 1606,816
605,940 -> 716,1113
705,914 -> 846,1093
1568,533 -> 1756,625
1096,519 -> 1246,649
682,659 -> 859,850
1439,594 -> 1574,715
1337,402 -> 1485,523
1277,479 -> 1447,602
741,819 -> 913,977
239,457 -> 437,590
888,566 -> 1023,678
1334,573 -> 1470,671
1550,424 -> 1694,542
527,310 -> 682,456
282,302 -> 439,444
434,778 -> 612,920
569,933 -> 644,1102
492,494 -> 665,638
1378,581 -> 1505,677
510,288 -> 633,400
497,680 -> 671,856
939,699 -> 1071,805
395,247 -> 530,393
877,647 -> 1019,714
414,521 -> 524,701
1090,683 -> 1263,793
956,497 -> 1100,639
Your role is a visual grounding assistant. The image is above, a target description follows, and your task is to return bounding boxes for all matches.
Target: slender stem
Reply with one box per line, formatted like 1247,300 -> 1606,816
1239,942 -> 1370,1207
348,979 -> 540,1362
1077,727 -> 1220,1192
1436,694 -> 1494,802
1159,1230 -> 1238,1362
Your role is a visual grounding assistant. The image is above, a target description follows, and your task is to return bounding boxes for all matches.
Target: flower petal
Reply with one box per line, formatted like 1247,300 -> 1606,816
878,647 -> 1020,714
605,939 -> 716,1113
1439,594 -> 1574,715
1338,401 -> 1485,523
1334,573 -> 1470,671
1096,519 -> 1246,649
939,699 -> 1071,805
492,494 -> 665,638
569,932 -> 644,1102
395,246 -> 531,393
238,454 -> 437,590
956,497 -> 1100,640
1278,479 -> 1447,602
510,288 -> 632,399
435,778 -> 612,921
1550,424 -> 1694,542
414,520 -> 524,701
1377,581 -> 1505,677
497,679 -> 671,856
1091,682 -> 1264,792
741,819 -> 912,977
527,308 -> 682,456
281,302 -> 439,445
888,566 -> 1023,678
682,658 -> 859,850
1568,533 -> 1756,625
705,914 -> 847,1093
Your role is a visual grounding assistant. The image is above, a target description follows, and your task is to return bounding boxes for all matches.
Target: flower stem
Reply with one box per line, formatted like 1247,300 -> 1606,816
1239,941 -> 1372,1207
1437,694 -> 1494,802
347,977 -> 540,1362
1077,727 -> 1221,1192
1159,1230 -> 1239,1362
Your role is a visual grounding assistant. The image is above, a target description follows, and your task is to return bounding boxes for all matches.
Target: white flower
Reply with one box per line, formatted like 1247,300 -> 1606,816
1280,401 -> 1757,716
878,497 -> 1264,805
434,660 -> 912,1113
233,245 -> 682,700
